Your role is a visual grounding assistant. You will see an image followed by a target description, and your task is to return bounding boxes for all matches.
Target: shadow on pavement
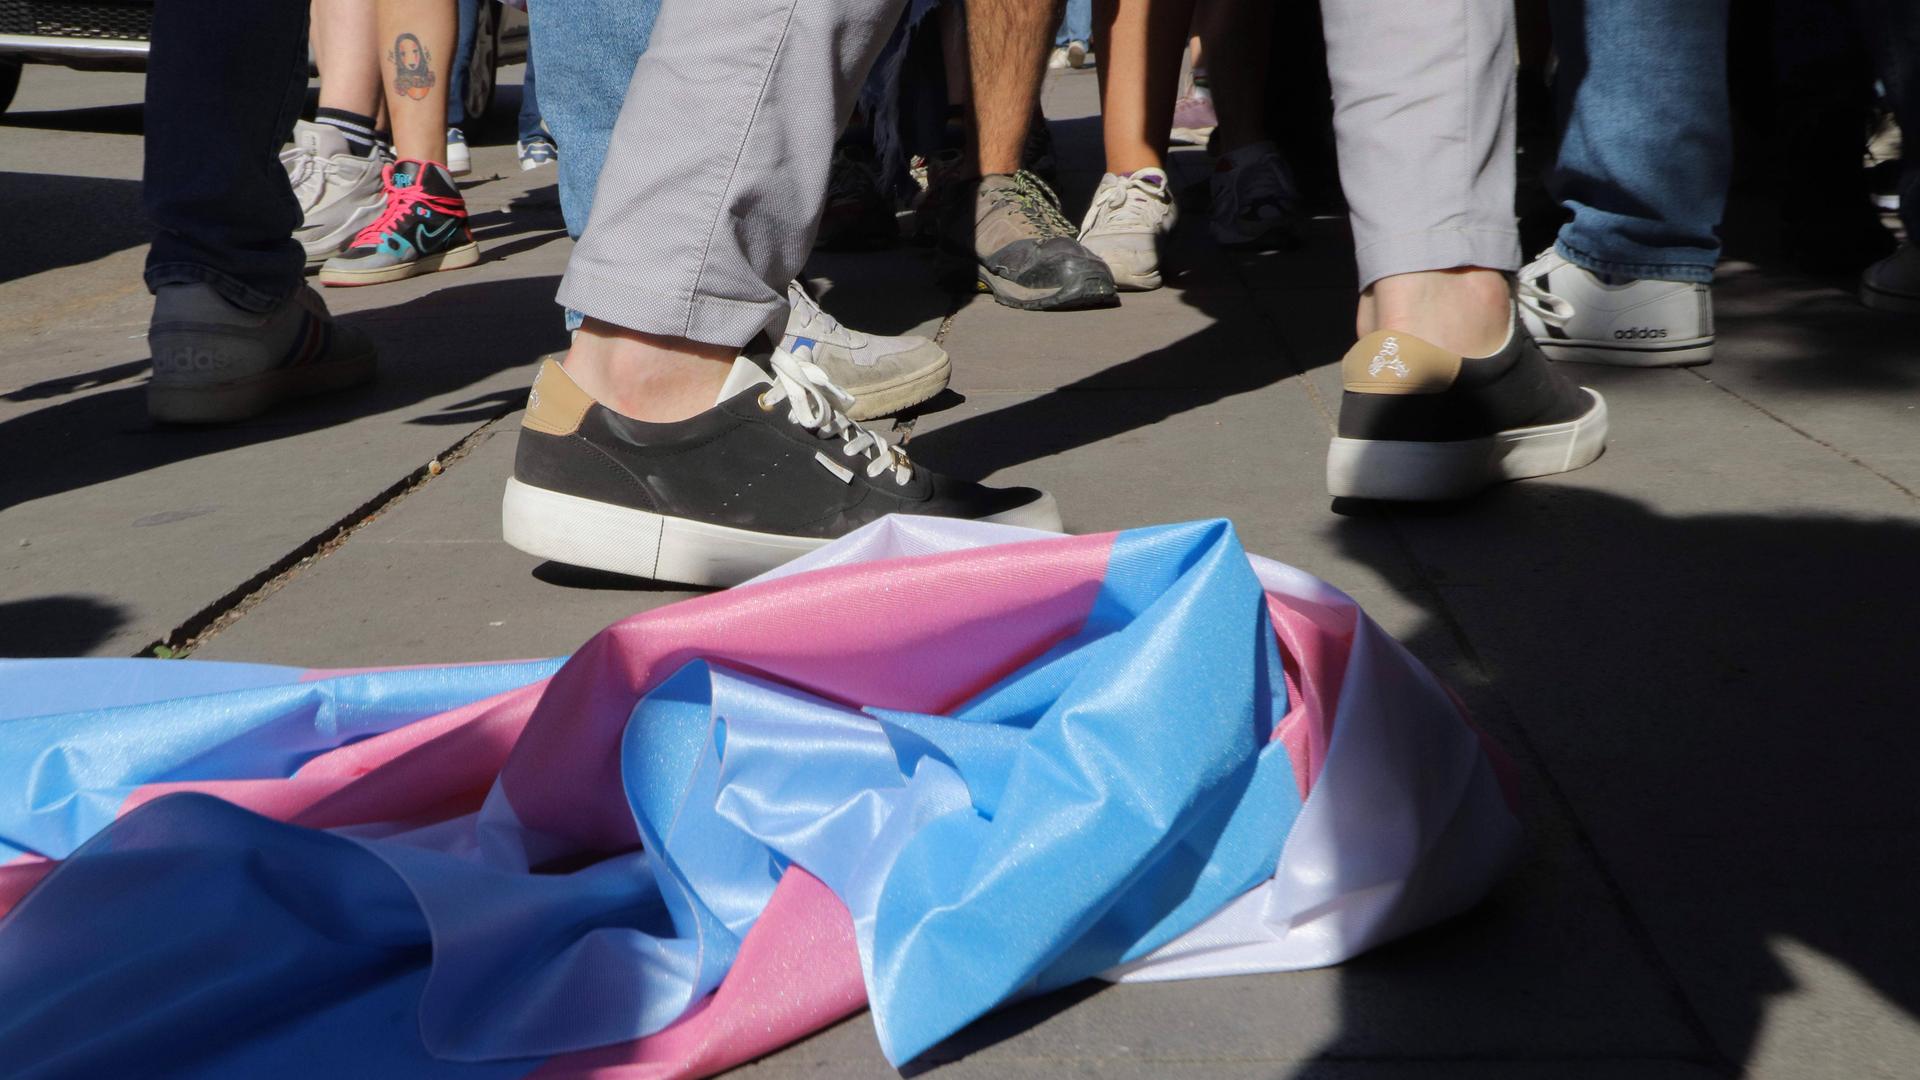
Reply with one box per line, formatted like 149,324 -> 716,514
0,101 -> 143,136
0,595 -> 127,656
0,274 -> 567,512
1301,487 -> 1920,1074
0,172 -> 149,283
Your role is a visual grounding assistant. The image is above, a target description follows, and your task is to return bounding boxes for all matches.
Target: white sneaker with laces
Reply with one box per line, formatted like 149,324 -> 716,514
1208,141 -> 1298,250
1860,243 -> 1920,313
281,120 -> 387,267
780,281 -> 951,421
1076,168 -> 1177,291
1518,249 -> 1714,367
445,127 -> 471,176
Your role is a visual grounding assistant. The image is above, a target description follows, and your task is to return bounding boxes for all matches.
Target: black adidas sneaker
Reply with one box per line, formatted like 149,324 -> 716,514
1326,317 -> 1609,501
503,347 -> 1063,586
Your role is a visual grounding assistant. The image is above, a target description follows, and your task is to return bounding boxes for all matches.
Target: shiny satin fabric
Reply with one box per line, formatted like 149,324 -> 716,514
0,518 -> 1518,1077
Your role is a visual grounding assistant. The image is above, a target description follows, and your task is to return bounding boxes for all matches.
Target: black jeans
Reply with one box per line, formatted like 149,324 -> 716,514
143,0 -> 310,312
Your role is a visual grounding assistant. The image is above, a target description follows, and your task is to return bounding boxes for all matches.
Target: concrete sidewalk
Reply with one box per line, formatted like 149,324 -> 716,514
4,65 -> 1918,1079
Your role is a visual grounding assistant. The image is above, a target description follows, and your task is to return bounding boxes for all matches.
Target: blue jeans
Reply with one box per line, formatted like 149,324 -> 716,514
527,0 -> 659,329
1056,0 -> 1091,46
450,0 -> 549,140
1549,0 -> 1731,283
143,0 -> 308,311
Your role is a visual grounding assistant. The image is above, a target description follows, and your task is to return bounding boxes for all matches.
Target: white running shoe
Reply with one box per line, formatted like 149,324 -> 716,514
1208,141 -> 1298,250
780,281 -> 951,421
1076,168 -> 1177,291
281,120 -> 387,268
1860,243 -> 1920,313
1518,248 -> 1714,367
445,127 -> 471,176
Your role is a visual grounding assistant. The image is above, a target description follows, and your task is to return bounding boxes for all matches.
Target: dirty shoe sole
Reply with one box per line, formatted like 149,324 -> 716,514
843,353 -> 953,422
975,266 -> 1118,311
1326,389 -> 1609,501
319,242 -> 480,287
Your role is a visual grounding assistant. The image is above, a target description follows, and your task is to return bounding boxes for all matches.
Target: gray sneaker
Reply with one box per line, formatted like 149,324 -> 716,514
1861,243 -> 1920,314
951,171 -> 1117,311
780,281 -> 950,420
282,120 -> 386,268
148,283 -> 377,423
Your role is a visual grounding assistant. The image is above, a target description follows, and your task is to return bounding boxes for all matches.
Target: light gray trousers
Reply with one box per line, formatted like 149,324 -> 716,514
560,0 -> 1518,345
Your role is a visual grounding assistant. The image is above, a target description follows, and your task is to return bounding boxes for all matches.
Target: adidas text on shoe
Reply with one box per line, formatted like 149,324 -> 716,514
319,159 -> 479,286
148,283 -> 376,423
1518,249 -> 1714,366
1326,320 -> 1609,501
502,347 -> 1061,587
782,281 -> 950,420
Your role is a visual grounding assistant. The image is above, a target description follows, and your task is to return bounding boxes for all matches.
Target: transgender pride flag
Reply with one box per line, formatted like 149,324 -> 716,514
0,518 -> 1520,1078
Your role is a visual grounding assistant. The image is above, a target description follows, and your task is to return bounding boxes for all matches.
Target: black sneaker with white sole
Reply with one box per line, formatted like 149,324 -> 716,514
1326,317 -> 1609,501
503,346 -> 1063,586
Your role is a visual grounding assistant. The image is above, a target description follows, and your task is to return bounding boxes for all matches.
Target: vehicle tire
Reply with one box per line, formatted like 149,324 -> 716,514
462,0 -> 501,124
0,61 -> 21,115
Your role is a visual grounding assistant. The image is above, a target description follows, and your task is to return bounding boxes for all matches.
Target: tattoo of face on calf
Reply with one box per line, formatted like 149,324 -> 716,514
390,33 -> 436,100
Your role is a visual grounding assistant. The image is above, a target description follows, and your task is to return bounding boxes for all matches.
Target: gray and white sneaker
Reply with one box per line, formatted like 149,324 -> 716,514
281,120 -> 387,268
1077,168 -> 1177,291
1861,243 -> 1920,314
780,281 -> 950,420
148,283 -> 376,423
1518,248 -> 1714,367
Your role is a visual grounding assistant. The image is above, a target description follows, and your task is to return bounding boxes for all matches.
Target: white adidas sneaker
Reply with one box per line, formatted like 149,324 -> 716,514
1518,249 -> 1715,367
1077,168 -> 1177,291
780,282 -> 951,421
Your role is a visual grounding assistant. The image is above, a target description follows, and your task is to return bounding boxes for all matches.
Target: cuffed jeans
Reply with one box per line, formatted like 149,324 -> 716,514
1549,0 -> 1731,283
1319,0 -> 1522,291
554,0 -> 906,347
143,0 -> 308,312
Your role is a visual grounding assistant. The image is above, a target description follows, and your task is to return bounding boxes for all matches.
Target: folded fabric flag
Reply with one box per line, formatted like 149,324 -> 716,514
0,518 -> 1519,1078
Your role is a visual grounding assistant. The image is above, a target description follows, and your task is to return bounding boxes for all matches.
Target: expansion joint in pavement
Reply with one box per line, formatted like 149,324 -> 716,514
1684,368 -> 1919,502
132,413 -> 510,660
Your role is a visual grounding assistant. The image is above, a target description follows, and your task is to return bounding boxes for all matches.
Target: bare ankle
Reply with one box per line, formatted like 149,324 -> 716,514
1358,268 -> 1513,357
561,319 -> 739,424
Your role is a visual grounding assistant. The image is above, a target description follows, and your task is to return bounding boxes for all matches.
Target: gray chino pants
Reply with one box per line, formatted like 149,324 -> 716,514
560,0 -> 1517,346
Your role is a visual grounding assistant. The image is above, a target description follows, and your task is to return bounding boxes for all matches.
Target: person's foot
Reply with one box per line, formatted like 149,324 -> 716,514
282,119 -> 387,268
1209,141 -> 1300,251
1326,314 -> 1609,501
517,133 -> 558,172
1517,248 -> 1714,367
1047,44 -> 1072,70
1860,243 -> 1920,313
501,346 -> 1060,586
1077,168 -> 1177,292
1170,89 -> 1218,147
147,283 -> 376,423
781,281 -> 949,420
815,144 -> 897,250
318,159 -> 479,287
954,171 -> 1117,311
445,127 -> 471,176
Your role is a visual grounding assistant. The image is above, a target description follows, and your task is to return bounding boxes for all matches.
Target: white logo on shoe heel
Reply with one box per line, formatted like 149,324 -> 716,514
1368,336 -> 1410,379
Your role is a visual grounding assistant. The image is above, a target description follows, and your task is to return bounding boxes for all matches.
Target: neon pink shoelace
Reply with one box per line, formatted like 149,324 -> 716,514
351,162 -> 467,248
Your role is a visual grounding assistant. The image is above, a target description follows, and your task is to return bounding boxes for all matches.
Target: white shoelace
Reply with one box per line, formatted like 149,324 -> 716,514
761,347 -> 911,485
1079,172 -> 1170,237
1516,252 -> 1575,329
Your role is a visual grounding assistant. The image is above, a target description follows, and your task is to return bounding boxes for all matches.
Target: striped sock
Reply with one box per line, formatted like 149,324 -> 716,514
315,108 -> 379,158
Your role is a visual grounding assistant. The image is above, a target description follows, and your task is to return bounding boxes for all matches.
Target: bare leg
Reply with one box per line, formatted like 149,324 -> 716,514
312,0 -> 381,116
1197,0 -> 1271,155
1358,269 -> 1512,358
561,320 -> 736,423
1091,0 -> 1195,175
967,0 -> 1063,174
376,0 -> 456,163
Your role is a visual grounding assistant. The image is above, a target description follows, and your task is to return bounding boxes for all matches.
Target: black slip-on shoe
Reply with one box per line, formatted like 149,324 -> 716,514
1326,318 -> 1609,501
503,347 -> 1063,586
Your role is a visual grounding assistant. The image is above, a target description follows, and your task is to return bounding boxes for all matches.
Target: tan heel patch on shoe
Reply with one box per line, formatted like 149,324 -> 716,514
1340,331 -> 1461,395
522,358 -> 595,436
